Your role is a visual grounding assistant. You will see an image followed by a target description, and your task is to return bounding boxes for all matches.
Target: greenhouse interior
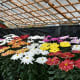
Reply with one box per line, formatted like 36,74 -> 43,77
0,0 -> 80,80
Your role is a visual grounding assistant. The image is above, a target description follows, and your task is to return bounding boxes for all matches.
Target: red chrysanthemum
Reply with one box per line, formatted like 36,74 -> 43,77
46,57 -> 60,65
59,52 -> 75,59
20,35 -> 29,39
72,50 -> 80,54
59,59 -> 74,72
48,51 -> 62,56
74,59 -> 80,68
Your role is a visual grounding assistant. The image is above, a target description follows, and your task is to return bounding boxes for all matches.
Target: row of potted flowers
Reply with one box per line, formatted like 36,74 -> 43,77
0,34 -> 80,72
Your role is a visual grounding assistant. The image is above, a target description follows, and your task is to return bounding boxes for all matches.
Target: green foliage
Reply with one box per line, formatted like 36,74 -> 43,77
0,56 -> 49,80
1,56 -> 80,80
48,65 -> 80,80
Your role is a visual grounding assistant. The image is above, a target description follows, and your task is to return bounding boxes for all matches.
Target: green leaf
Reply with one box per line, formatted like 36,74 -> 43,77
48,71 -> 56,74
49,77 -> 55,80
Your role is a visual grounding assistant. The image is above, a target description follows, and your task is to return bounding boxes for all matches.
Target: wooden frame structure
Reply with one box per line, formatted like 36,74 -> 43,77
0,0 -> 80,27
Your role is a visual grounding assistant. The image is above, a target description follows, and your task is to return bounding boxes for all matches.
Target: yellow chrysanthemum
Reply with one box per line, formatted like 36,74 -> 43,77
40,47 -> 49,51
60,41 -> 71,47
49,48 -> 60,53
41,43 -> 50,47
40,43 -> 50,50
50,43 -> 59,49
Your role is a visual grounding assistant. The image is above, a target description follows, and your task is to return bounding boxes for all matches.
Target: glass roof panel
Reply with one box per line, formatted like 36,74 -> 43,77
57,0 -> 69,5
65,13 -> 73,18
20,0 -> 28,4
69,0 -> 79,3
0,0 -> 80,27
50,0 -> 60,6
40,2 -> 50,8
65,6 -> 75,11
74,4 -> 80,10
72,12 -> 80,17
57,7 -> 67,12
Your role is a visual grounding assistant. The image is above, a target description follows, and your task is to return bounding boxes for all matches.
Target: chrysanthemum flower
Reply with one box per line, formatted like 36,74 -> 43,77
39,50 -> 49,55
74,59 -> 80,68
49,48 -> 60,53
60,41 -> 71,47
12,43 -> 21,48
59,59 -> 74,72
21,55 -> 34,64
20,35 -> 29,39
35,57 -> 47,64
11,53 -> 23,60
0,46 -> 10,53
18,41 -> 28,45
48,51 -> 62,56
49,43 -> 59,49
40,43 -> 50,50
72,50 -> 80,53
70,39 -> 80,44
0,39 -> 6,46
43,35 -> 52,42
72,45 -> 80,53
59,52 -> 75,59
1,50 -> 15,56
16,48 -> 29,54
46,57 -> 60,65
59,35 -> 69,40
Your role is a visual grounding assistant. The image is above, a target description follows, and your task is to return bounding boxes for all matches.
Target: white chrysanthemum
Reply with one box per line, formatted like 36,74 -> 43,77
5,37 -> 13,43
24,48 -> 41,57
3,34 -> 18,38
0,39 -> 6,46
24,51 -> 35,57
28,35 -> 44,39
39,50 -> 49,55
27,43 -> 39,49
33,48 -> 41,55
11,53 -> 23,60
31,43 -> 39,47
72,45 -> 80,51
21,55 -> 34,64
35,57 -> 47,64
38,41 -> 45,43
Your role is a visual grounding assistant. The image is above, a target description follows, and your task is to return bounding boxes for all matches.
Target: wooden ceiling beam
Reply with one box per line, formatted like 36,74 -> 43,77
43,0 -> 72,23
67,0 -> 80,13
34,0 -> 57,23
52,2 -> 80,8
56,0 -> 78,22
9,0 -> 45,23
34,0 -> 62,24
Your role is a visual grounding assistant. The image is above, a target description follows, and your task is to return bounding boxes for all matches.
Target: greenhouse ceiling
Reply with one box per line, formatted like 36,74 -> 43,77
0,0 -> 80,27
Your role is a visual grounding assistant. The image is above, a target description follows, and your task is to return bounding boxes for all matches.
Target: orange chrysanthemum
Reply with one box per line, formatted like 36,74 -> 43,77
0,46 -> 10,53
1,50 -> 15,56
16,48 -> 29,54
